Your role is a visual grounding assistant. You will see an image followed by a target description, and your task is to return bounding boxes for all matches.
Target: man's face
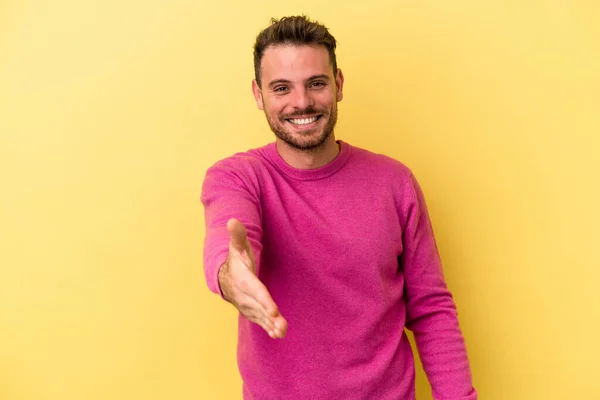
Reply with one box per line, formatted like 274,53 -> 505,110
252,45 -> 344,151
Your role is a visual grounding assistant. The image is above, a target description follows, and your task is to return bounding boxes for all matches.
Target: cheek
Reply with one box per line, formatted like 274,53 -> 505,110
264,98 -> 286,115
316,91 -> 336,108
265,105 -> 286,122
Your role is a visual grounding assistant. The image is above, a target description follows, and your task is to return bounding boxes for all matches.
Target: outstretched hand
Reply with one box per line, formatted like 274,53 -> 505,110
218,218 -> 288,339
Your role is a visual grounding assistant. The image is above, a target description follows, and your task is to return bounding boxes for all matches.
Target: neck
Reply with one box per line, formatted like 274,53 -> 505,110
276,135 -> 340,169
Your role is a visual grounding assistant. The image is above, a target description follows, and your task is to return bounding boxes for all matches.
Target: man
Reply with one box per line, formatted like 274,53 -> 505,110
201,15 -> 477,400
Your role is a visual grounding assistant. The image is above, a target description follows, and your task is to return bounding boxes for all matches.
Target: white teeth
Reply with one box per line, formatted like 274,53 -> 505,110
289,117 -> 318,125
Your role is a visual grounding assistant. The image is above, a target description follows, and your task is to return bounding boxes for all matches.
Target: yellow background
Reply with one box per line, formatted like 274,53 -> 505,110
1,1 -> 599,399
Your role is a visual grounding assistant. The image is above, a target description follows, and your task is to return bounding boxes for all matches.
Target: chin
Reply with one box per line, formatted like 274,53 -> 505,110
279,130 -> 332,151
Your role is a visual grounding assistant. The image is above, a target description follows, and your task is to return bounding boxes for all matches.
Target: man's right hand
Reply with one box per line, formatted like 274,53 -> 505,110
218,218 -> 288,339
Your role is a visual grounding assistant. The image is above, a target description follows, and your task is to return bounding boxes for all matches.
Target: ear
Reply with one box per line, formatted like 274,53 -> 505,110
335,68 -> 344,102
252,79 -> 264,110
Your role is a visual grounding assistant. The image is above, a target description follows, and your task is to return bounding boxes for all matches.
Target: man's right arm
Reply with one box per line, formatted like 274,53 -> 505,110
201,160 -> 287,338
200,160 -> 263,297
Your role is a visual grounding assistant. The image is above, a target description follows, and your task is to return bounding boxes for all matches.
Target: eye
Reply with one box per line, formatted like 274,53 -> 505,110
274,86 -> 289,93
310,81 -> 326,88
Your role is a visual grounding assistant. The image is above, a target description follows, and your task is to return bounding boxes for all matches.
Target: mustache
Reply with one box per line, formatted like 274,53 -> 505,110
281,107 -> 326,119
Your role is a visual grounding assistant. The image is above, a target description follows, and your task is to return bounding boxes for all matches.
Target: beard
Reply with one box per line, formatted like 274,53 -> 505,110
264,104 -> 338,152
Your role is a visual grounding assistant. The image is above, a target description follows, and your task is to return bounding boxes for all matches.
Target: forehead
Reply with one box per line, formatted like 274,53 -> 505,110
260,44 -> 332,82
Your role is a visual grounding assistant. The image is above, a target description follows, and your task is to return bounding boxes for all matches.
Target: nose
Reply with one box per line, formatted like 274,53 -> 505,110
291,87 -> 314,110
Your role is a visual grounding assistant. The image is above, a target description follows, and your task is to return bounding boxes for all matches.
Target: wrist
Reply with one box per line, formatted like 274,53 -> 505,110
218,261 -> 231,302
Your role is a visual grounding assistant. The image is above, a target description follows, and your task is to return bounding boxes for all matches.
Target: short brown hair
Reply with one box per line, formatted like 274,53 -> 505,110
253,15 -> 338,87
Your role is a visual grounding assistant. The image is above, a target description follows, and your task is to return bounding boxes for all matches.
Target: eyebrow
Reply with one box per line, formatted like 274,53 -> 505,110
267,74 -> 331,89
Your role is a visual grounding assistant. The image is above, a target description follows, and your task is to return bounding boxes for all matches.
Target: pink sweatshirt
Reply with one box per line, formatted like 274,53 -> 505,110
201,140 -> 477,400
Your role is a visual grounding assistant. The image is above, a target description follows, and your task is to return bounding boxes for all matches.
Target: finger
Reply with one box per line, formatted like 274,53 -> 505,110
242,297 -> 285,339
242,277 -> 279,317
227,218 -> 248,254
239,286 -> 281,334
241,297 -> 276,335
272,315 -> 288,338
249,286 -> 287,339
250,313 -> 276,338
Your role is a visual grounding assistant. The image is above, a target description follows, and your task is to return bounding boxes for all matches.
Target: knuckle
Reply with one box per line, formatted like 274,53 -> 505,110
236,298 -> 251,311
241,307 -> 255,320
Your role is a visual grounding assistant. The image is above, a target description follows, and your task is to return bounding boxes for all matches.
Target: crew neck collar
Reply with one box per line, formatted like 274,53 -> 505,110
265,140 -> 352,181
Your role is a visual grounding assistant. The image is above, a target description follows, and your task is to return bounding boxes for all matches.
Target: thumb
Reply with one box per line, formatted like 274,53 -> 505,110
227,218 -> 248,254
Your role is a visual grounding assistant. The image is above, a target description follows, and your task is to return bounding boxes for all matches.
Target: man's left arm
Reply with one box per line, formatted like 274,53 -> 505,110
400,173 -> 477,400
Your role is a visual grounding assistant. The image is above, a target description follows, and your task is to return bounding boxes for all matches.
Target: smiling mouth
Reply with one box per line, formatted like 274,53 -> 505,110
286,115 -> 322,125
